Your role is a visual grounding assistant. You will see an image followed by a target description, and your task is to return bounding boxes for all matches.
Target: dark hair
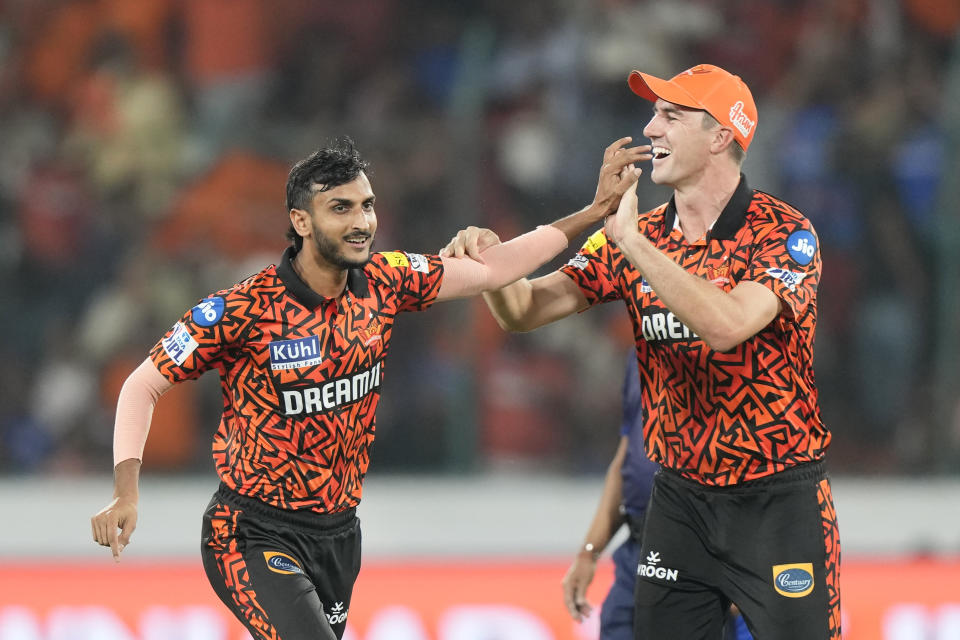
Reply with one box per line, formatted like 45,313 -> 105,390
285,136 -> 371,248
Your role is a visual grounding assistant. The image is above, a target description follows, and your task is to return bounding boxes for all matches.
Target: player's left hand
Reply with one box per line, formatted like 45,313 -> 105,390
561,554 -> 597,622
439,226 -> 501,263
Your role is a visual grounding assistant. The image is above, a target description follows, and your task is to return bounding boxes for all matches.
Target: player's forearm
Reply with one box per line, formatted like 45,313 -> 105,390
580,438 -> 628,555
481,279 -> 536,332
436,226 -> 567,301
113,458 -> 142,502
550,203 -> 608,243
113,358 -> 173,465
616,233 -> 749,351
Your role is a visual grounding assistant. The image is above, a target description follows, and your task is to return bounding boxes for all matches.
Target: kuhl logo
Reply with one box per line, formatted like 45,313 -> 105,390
326,601 -> 348,625
269,335 -> 321,370
787,230 -> 817,266
772,563 -> 815,598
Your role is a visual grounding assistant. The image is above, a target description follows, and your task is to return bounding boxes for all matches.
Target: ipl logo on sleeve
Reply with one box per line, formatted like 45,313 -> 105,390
161,322 -> 199,366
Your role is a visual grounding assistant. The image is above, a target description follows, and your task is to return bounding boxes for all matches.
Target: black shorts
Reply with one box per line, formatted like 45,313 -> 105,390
200,484 -> 362,640
634,462 -> 841,640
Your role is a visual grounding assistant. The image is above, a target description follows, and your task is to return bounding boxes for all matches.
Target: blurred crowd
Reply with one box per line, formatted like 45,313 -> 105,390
0,0 -> 958,476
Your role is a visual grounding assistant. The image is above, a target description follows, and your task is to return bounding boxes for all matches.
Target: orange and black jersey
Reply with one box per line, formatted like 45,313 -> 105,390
560,176 -> 829,486
149,247 -> 444,513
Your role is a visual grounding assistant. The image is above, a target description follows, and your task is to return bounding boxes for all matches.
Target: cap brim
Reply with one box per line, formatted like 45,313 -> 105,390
628,71 -> 704,110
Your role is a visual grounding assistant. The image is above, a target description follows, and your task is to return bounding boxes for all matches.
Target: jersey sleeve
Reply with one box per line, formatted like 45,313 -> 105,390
368,251 -> 445,312
743,219 -> 821,319
558,228 -> 625,307
148,291 -> 248,383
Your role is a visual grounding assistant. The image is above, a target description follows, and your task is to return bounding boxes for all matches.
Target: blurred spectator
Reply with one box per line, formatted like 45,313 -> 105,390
0,0 -> 957,476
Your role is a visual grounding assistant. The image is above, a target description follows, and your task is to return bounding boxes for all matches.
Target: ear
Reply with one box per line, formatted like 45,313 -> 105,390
290,208 -> 312,240
710,127 -> 737,156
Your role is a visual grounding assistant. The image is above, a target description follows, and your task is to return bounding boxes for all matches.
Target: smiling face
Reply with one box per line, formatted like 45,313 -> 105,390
642,99 -> 719,189
293,172 -> 377,270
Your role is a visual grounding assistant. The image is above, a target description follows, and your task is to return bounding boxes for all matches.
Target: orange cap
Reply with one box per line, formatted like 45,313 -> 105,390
628,64 -> 758,151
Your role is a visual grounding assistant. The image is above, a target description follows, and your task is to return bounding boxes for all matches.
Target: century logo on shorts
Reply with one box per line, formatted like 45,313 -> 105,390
269,336 -> 322,370
281,361 -> 382,415
637,550 -> 679,582
772,563 -> 815,598
263,551 -> 305,575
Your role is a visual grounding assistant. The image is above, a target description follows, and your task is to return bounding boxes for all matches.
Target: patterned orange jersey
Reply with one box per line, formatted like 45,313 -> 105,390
560,177 -> 830,486
149,248 -> 443,512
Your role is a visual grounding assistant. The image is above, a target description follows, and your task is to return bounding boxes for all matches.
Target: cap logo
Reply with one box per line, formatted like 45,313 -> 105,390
686,65 -> 712,75
728,100 -> 755,138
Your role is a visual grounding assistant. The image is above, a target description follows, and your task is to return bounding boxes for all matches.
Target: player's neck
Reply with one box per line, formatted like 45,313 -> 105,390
292,248 -> 349,299
672,167 -> 740,242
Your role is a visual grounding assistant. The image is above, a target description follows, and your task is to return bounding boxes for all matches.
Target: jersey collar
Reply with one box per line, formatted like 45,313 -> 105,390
662,174 -> 752,241
277,246 -> 370,308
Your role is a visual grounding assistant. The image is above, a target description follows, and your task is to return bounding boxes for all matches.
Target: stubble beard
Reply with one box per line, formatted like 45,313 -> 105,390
312,225 -> 373,270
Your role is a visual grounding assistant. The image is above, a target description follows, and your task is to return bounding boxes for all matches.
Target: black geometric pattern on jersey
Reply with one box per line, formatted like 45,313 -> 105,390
560,176 -> 830,486
149,247 -> 444,512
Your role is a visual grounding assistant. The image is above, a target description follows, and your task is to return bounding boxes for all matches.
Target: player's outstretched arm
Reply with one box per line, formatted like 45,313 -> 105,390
91,359 -> 172,561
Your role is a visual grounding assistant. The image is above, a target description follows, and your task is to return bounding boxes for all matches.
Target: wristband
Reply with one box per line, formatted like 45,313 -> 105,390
579,542 -> 601,561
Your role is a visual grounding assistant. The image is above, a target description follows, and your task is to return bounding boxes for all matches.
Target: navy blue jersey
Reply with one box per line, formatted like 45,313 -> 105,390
620,353 -> 660,519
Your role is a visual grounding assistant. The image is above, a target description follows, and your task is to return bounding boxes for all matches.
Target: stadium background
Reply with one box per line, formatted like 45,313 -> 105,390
1,1 -> 958,638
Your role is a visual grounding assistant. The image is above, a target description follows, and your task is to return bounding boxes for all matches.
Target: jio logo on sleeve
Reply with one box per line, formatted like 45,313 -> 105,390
786,230 -> 817,266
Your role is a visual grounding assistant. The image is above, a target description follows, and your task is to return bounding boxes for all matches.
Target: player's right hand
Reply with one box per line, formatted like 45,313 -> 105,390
91,497 -> 138,562
561,554 -> 597,622
592,137 -> 651,217
439,226 -> 501,262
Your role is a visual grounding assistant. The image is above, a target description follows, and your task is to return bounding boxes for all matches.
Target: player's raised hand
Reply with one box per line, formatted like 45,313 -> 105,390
592,137 -> 651,217
561,554 -> 597,623
439,226 -> 501,263
91,496 -> 138,562
604,165 -> 642,245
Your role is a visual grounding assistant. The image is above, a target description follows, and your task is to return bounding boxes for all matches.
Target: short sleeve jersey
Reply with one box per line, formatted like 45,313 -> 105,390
560,176 -> 829,486
149,247 -> 444,513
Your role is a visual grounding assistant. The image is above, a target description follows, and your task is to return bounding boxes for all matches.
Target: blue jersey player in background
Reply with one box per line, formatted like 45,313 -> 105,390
562,353 -> 752,639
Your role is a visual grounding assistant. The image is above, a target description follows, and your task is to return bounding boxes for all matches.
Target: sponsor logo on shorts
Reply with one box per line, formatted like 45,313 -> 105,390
264,551 -> 304,575
765,267 -> 807,292
637,550 -> 679,582
191,296 -> 225,327
787,230 -> 817,266
567,254 -> 589,270
772,563 -> 815,598
325,601 -> 348,625
269,336 -> 321,370
161,322 -> 199,366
